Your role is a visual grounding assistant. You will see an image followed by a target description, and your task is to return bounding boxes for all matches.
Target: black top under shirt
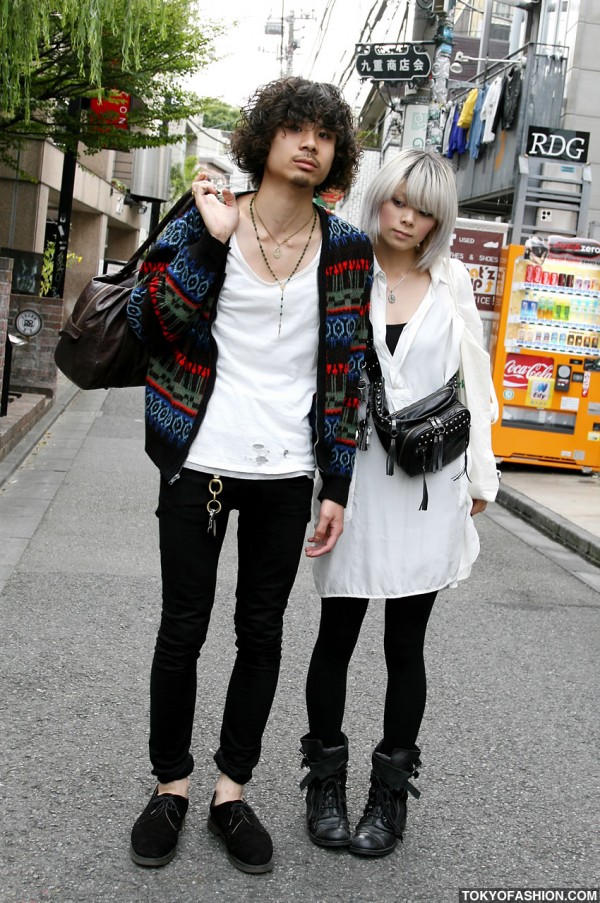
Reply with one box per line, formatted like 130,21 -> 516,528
385,323 -> 406,355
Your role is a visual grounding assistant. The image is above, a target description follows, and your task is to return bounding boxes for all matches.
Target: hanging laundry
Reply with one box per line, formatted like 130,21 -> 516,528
502,65 -> 523,129
442,102 -> 457,155
466,83 -> 489,160
457,88 -> 479,130
446,104 -> 469,158
480,76 -> 504,144
491,75 -> 507,136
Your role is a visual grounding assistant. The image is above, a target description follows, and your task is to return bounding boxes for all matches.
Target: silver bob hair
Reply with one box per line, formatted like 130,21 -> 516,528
360,148 -> 459,272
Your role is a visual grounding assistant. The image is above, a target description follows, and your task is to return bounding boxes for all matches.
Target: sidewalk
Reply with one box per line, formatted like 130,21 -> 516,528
0,373 -> 79,488
496,464 -> 600,568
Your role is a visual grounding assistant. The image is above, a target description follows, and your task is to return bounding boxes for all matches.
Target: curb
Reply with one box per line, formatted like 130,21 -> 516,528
496,483 -> 600,568
0,382 -> 81,488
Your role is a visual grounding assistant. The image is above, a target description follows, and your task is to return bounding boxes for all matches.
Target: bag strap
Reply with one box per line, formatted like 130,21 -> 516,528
445,255 -> 500,421
365,335 -> 383,382
366,335 -> 457,404
121,189 -> 195,276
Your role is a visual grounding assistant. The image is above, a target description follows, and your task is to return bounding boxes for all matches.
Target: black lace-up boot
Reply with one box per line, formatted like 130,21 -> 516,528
299,733 -> 350,847
349,742 -> 421,858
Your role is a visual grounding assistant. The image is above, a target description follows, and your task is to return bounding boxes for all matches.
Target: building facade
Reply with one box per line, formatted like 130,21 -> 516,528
307,0 -> 600,242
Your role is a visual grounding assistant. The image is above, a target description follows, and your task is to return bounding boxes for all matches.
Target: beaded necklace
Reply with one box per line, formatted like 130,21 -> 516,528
249,195 -> 317,337
252,201 -> 315,259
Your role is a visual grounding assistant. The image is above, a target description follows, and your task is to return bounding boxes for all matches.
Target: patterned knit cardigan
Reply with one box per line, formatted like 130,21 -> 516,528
127,200 -> 373,506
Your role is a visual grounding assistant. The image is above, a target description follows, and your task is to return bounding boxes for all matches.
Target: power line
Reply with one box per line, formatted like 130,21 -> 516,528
320,0 -> 388,87
305,0 -> 414,117
304,0 -> 339,77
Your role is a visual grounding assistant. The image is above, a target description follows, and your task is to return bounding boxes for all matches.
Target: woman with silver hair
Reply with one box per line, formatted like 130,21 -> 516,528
300,148 -> 499,858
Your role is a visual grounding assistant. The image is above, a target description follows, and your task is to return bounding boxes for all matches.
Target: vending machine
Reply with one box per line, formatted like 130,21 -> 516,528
490,236 -> 600,472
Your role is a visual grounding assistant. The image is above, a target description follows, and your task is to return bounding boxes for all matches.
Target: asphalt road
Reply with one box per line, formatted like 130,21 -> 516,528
1,387 -> 598,903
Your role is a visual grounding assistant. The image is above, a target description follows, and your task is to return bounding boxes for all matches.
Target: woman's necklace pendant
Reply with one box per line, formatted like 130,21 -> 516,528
386,266 -> 413,305
273,246 -> 282,259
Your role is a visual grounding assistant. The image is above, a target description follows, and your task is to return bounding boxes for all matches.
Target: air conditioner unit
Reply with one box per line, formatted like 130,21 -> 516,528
539,161 -> 580,193
535,161 -> 581,233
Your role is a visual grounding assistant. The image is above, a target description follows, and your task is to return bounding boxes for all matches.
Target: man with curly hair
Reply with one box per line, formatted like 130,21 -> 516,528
127,76 -> 372,874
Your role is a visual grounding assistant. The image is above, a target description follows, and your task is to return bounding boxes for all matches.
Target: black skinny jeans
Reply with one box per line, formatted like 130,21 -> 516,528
150,468 -> 313,785
305,592 -> 436,753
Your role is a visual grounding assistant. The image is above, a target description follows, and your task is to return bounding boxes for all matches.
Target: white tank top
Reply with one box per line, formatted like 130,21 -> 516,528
185,232 -> 320,478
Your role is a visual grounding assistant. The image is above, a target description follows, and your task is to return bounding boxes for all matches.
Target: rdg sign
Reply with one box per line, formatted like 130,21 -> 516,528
526,126 -> 590,162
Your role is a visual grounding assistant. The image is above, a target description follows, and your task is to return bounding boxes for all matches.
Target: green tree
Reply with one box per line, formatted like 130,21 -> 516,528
200,99 -> 240,132
0,0 -> 225,157
1,0 -> 167,116
168,155 -> 200,207
357,127 -> 382,150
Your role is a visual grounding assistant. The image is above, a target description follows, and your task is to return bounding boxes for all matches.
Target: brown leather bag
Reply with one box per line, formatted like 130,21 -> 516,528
54,190 -> 194,390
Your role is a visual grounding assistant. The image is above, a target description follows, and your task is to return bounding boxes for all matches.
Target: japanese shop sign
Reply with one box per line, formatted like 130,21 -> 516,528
450,227 -> 504,313
355,43 -> 432,81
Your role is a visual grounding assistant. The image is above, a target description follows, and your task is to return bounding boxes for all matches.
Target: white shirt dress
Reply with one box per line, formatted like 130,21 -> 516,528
313,256 -> 498,600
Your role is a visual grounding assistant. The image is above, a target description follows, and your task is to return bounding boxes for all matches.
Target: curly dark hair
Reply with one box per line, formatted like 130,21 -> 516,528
229,77 -> 362,194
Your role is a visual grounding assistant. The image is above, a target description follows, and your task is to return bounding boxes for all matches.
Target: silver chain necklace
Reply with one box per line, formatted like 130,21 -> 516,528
387,267 -> 413,304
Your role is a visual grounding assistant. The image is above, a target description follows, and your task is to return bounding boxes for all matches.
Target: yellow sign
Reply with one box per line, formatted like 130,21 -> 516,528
526,376 -> 554,408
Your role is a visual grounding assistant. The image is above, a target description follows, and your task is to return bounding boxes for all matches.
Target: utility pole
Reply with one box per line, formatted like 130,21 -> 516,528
426,0 -> 457,151
265,9 -> 315,78
48,98 -> 83,299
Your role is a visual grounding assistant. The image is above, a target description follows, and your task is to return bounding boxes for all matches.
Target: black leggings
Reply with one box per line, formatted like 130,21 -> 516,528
305,592 -> 436,754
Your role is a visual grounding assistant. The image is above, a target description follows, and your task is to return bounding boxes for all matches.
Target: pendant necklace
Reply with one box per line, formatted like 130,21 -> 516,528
252,200 -> 315,259
387,266 -> 413,304
249,195 -> 317,337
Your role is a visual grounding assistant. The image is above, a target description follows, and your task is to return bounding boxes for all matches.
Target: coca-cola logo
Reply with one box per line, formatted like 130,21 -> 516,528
504,354 -> 554,388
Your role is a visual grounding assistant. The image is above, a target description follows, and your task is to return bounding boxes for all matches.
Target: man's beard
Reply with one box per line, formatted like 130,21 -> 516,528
290,173 -> 315,189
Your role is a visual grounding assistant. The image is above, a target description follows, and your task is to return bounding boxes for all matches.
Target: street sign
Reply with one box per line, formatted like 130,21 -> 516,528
15,309 -> 42,337
355,43 -> 432,82
265,18 -> 283,35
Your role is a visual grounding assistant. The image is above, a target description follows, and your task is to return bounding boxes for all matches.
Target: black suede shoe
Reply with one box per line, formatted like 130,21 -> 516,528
130,788 -> 188,867
207,795 -> 273,874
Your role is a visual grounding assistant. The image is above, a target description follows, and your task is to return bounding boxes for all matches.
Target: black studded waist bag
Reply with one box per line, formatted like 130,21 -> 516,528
358,341 -> 470,510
